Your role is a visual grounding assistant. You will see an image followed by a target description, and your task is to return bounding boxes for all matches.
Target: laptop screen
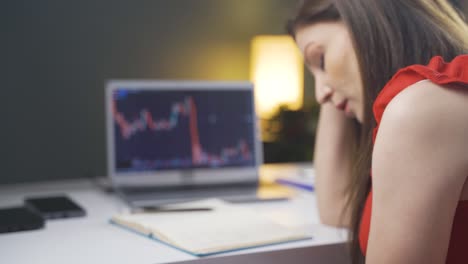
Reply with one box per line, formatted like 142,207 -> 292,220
109,84 -> 257,174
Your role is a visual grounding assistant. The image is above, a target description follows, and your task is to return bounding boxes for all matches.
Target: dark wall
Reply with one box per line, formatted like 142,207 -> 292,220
2,0 -> 299,184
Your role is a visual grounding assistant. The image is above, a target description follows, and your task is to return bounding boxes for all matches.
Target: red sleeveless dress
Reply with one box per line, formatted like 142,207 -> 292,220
359,55 -> 468,263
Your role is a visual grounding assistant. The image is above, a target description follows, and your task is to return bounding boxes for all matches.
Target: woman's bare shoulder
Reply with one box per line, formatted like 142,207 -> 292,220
384,80 -> 468,122
377,79 -> 468,173
369,80 -> 468,264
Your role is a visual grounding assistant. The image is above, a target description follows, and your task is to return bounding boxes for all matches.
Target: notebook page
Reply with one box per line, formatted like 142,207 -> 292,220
145,208 -> 308,254
114,199 -> 309,254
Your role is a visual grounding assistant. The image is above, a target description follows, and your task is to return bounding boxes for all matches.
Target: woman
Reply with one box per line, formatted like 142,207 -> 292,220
287,0 -> 468,263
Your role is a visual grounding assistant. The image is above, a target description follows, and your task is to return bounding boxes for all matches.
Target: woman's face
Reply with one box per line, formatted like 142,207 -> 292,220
295,21 -> 364,122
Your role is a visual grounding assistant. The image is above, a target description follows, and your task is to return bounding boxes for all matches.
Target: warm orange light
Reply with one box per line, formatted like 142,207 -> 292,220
250,35 -> 303,119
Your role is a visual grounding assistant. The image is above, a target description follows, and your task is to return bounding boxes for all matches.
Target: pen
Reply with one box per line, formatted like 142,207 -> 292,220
131,207 -> 213,214
275,178 -> 314,192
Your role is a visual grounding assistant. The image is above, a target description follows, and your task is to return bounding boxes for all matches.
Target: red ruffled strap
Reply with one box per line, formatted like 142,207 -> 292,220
372,55 -> 468,143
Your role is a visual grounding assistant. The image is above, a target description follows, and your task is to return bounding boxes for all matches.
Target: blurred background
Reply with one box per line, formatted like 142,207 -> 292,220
2,0 -> 318,184
2,0 -> 467,184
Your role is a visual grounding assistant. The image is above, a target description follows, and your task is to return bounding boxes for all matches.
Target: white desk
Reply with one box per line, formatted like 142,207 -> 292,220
0,164 -> 347,264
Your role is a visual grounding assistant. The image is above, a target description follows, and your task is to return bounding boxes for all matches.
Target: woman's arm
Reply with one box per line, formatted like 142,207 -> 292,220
366,82 -> 468,263
314,103 -> 357,227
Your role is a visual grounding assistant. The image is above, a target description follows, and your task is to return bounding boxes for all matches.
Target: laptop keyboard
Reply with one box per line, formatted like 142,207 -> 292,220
121,184 -> 259,206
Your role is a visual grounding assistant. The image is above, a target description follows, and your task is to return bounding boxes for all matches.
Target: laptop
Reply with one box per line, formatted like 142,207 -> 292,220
105,80 -> 263,207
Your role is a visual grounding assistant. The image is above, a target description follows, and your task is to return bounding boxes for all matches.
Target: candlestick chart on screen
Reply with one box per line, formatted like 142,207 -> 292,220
112,89 -> 256,172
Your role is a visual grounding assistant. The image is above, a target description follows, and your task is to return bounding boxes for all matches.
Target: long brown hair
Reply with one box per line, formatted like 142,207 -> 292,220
287,1 -> 468,263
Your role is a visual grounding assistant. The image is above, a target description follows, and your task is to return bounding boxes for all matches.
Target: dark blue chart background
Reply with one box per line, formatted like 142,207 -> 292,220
113,88 -> 256,172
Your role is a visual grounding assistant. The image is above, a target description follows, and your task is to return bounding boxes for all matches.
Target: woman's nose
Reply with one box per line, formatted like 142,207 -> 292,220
315,85 -> 333,104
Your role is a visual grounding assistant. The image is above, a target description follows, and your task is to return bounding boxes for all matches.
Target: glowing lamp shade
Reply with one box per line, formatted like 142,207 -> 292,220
250,35 -> 303,119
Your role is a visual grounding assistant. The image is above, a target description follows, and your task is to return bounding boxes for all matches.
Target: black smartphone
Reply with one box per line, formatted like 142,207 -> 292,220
24,195 -> 86,219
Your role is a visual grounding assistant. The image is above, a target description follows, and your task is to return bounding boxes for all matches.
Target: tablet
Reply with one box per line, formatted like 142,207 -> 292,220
0,206 -> 45,233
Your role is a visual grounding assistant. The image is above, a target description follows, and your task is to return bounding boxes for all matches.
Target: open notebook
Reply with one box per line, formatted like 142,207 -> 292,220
110,199 -> 311,256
